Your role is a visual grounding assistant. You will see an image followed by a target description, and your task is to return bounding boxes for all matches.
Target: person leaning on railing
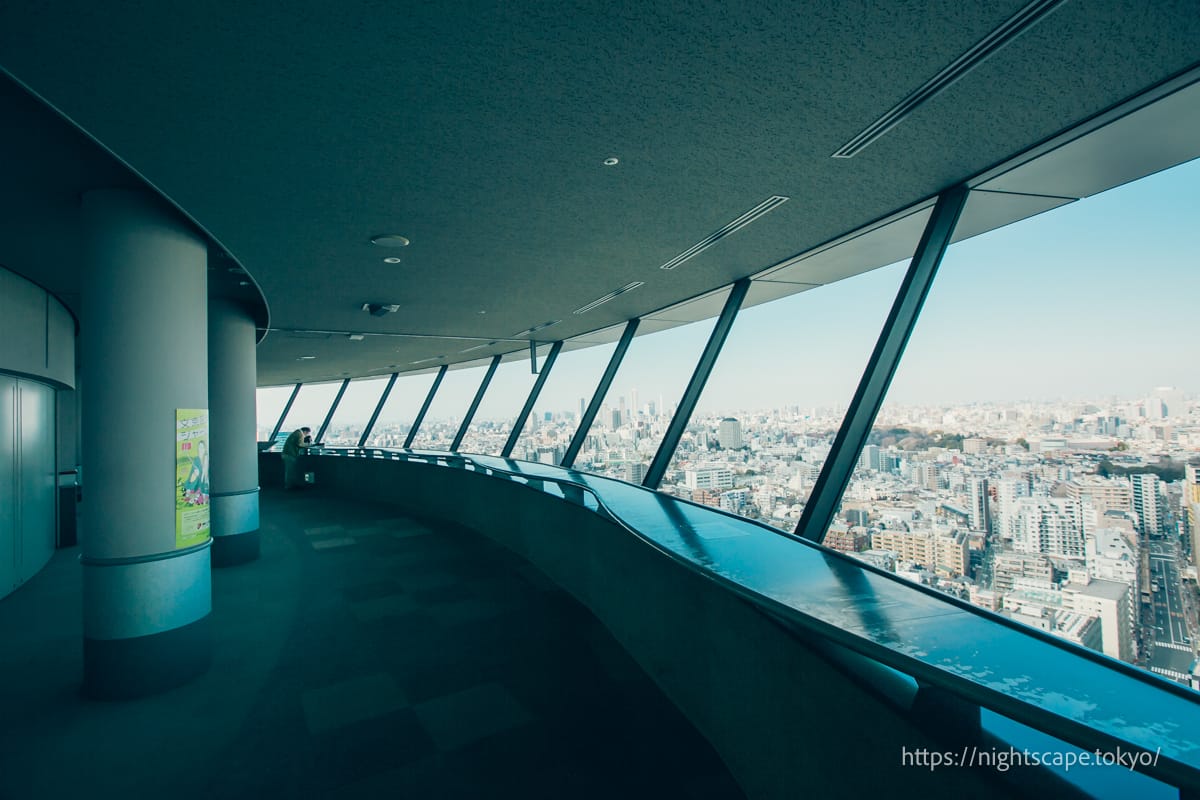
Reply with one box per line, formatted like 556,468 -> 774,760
282,426 -> 313,490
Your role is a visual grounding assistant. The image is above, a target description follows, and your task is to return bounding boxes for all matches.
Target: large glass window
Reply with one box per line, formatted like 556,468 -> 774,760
320,376 -> 391,447
829,159 -> 1200,687
362,370 -> 439,448
275,381 -> 343,444
456,345 -> 552,455
639,204 -> 931,527
407,359 -> 492,450
570,295 -> 731,483
509,332 -> 623,465
255,385 -> 295,443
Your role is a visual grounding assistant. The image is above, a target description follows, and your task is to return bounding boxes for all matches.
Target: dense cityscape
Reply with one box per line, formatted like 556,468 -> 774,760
274,384 -> 1200,690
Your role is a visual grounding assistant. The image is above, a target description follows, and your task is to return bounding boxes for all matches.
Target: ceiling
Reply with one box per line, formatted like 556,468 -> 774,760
1,1 -> 1198,385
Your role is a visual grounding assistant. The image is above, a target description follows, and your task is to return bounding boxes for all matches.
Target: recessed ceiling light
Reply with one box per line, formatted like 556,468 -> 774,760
383,257 -> 403,264
238,280 -> 250,286
370,234 -> 410,248
298,355 -> 317,360
227,266 -> 242,273
478,310 -> 487,315
348,334 -> 365,341
603,157 -> 619,166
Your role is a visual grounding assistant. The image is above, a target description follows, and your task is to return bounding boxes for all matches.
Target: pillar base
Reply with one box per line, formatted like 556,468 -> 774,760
212,530 -> 261,567
83,615 -> 212,700
211,489 -> 261,567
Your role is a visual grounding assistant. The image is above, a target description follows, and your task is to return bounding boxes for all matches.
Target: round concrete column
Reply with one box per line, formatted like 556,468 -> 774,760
208,298 -> 261,566
79,189 -> 212,699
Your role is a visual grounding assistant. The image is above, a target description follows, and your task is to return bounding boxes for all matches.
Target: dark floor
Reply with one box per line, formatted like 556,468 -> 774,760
0,488 -> 744,799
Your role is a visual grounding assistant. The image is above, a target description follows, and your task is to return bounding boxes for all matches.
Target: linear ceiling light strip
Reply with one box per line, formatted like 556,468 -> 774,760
832,0 -> 1070,158
659,195 -> 790,270
573,282 -> 645,314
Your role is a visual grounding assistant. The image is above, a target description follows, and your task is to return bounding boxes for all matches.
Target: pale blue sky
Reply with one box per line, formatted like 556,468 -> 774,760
260,156 -> 1200,429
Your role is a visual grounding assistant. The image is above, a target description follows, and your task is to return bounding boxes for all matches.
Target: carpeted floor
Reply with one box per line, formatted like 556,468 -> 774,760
0,487 -> 744,799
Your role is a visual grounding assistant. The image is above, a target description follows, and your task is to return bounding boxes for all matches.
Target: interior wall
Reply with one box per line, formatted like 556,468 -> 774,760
0,375 -> 57,599
0,265 -> 70,600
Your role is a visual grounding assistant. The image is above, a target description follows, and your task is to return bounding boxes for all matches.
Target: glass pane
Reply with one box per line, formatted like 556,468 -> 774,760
834,158 -> 1200,687
362,370 -> 439,448
656,262 -> 910,529
256,385 -> 295,443
572,291 -> 729,483
509,336 -> 621,465
276,381 -> 343,444
320,376 -> 391,447
456,345 -> 552,455
408,360 -> 492,450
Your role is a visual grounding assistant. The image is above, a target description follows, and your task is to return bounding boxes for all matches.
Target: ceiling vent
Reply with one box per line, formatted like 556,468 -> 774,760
659,196 -> 789,270
832,0 -> 1068,158
573,282 -> 645,314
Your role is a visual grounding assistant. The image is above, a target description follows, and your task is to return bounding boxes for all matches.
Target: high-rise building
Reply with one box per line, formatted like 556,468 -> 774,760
623,461 -> 646,484
860,444 -> 883,472
718,418 -> 743,450
1012,497 -> 1084,559
684,468 -> 734,491
968,476 -> 990,534
1131,473 -> 1164,538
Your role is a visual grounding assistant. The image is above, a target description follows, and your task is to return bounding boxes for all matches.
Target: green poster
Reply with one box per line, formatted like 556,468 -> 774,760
175,409 -> 211,549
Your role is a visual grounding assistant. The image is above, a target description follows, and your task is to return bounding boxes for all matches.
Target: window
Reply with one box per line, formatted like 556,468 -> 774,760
255,385 -> 295,442
830,159 -> 1200,686
319,377 -> 391,447
509,332 -> 622,465
570,294 -> 730,483
456,346 -> 552,455
361,370 -> 440,448
274,382 -> 344,443
407,360 -> 492,450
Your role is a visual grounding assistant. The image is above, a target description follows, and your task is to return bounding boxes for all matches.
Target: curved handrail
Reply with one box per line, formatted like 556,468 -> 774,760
310,445 -> 1200,793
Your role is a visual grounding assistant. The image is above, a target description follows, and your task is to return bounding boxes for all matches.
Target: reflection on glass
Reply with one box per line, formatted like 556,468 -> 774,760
656,263 -> 907,530
362,370 -> 439,448
276,381 -> 343,443
457,347 -> 550,455
508,337 -> 620,466
255,385 -> 295,442
408,360 -> 491,450
831,159 -> 1200,689
572,298 -> 727,484
320,377 -> 391,447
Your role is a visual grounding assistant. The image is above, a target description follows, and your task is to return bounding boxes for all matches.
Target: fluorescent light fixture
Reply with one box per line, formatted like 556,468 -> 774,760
297,355 -> 317,360
659,196 -> 789,270
512,320 -> 561,337
348,333 -> 365,341
573,281 -> 645,314
383,256 -> 402,264
362,303 -> 401,316
410,356 -> 444,365
460,341 -> 498,353
832,0 -> 1068,158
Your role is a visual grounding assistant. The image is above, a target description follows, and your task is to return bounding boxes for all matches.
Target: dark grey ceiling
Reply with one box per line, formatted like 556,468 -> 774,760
1,1 -> 1198,385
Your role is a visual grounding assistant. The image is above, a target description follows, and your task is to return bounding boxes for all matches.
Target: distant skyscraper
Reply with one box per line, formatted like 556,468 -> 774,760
579,397 -> 586,419
1131,473 -> 1164,537
623,461 -> 646,484
968,476 -> 990,534
618,396 -> 628,426
631,389 -> 639,420
718,418 -> 743,449
859,445 -> 882,472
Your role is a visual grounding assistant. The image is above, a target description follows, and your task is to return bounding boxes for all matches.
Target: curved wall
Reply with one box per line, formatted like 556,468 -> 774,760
290,453 -> 1014,800
0,265 -> 71,600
